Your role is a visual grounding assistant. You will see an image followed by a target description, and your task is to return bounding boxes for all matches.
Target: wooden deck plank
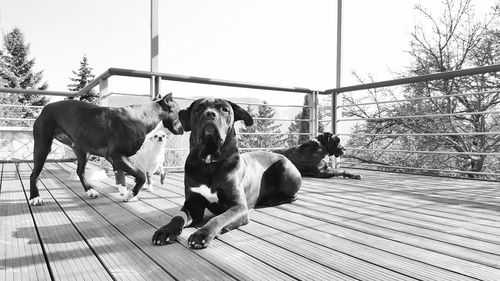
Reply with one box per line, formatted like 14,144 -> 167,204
305,176 -> 500,224
56,163 -> 361,281
302,186 -> 500,243
15,163 -> 113,281
46,163 -> 241,281
155,172 -> 488,281
146,170 -> 500,280
301,177 -> 500,247
4,162 -> 500,281
274,199 -> 500,281
298,190 -> 500,256
33,163 -> 177,281
0,163 -> 51,281
137,173 -> 393,281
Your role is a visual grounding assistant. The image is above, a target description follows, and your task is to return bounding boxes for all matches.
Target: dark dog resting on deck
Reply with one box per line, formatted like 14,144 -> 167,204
29,93 -> 183,205
273,132 -> 361,179
152,98 -> 302,249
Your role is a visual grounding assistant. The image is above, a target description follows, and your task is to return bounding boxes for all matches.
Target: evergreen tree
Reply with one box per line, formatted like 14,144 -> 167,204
1,27 -> 48,105
287,94 -> 324,146
238,102 -> 286,149
67,54 -> 99,103
0,28 -> 47,126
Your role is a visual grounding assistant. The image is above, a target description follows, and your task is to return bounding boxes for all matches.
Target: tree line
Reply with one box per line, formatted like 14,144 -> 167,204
0,28 -> 98,127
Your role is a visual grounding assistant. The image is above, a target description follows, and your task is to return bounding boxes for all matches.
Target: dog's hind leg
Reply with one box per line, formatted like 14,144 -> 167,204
73,148 -> 99,198
29,121 -> 55,206
111,155 -> 145,202
258,158 -> 302,207
113,170 -> 127,196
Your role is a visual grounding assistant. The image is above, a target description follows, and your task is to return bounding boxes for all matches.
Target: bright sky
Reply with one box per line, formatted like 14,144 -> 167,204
1,0 -> 497,105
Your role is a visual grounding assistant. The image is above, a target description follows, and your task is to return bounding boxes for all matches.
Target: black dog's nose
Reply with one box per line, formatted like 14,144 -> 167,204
205,110 -> 217,119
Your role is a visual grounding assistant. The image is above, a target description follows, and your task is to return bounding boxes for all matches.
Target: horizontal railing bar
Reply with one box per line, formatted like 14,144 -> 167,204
348,148 -> 500,156
336,89 -> 500,108
239,147 -> 285,151
0,104 -> 44,109
338,109 -> 500,122
101,92 -> 150,99
0,117 -> 36,122
174,96 -> 307,108
237,132 -> 311,135
0,87 -> 73,97
76,69 -> 111,98
325,63 -> 500,94
338,132 -> 500,137
106,68 -> 318,94
2,67 -> 317,98
340,162 -> 500,177
237,102 -> 306,108
0,158 -> 78,164
252,117 -> 309,122
0,126 -> 32,132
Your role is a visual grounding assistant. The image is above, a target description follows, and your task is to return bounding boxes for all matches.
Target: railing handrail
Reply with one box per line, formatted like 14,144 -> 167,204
325,63 -> 500,94
0,67 -> 320,98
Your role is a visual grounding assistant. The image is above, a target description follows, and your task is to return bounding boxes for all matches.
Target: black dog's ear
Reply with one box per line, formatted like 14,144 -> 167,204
164,92 -> 172,100
154,92 -> 173,103
179,103 -> 193,132
228,101 -> 253,126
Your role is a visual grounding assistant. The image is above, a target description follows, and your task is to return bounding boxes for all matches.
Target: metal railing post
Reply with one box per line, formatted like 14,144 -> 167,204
308,92 -> 319,139
332,0 -> 343,169
150,0 -> 159,100
99,78 -> 109,106
98,78 -> 109,170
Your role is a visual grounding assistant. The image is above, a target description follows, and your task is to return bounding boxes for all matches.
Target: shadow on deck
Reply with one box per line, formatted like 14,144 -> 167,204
1,162 -> 499,281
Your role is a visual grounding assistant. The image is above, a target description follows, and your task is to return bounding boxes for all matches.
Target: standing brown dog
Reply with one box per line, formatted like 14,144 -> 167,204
30,93 -> 183,205
152,98 -> 302,249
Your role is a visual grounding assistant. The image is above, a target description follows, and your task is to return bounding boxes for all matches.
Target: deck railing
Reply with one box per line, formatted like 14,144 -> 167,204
0,68 -> 320,166
326,64 -> 500,181
1,65 -> 499,180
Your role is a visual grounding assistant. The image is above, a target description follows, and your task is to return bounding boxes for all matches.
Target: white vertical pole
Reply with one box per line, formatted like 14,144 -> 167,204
98,78 -> 109,170
99,78 -> 109,106
150,0 -> 159,100
332,0 -> 342,168
309,91 -> 319,139
333,0 -> 342,134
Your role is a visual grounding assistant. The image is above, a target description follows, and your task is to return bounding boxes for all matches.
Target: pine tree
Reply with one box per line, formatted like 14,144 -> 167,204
238,102 -> 286,149
1,28 -> 48,105
1,28 -> 48,126
67,54 -> 99,103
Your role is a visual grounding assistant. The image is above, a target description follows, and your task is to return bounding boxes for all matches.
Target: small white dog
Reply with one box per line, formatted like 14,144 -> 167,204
132,130 -> 167,192
115,122 -> 168,200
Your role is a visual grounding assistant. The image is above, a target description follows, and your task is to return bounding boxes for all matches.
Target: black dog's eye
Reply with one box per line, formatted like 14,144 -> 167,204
221,106 -> 229,113
194,106 -> 203,113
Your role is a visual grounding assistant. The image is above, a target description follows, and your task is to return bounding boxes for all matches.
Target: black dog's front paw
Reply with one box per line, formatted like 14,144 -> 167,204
152,223 -> 182,245
188,228 -> 216,249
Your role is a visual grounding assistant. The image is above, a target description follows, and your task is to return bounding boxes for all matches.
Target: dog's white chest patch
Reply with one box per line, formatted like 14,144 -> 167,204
190,185 -> 219,203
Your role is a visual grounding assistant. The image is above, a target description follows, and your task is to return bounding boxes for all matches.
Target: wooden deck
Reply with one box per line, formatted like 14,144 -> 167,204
1,162 -> 499,281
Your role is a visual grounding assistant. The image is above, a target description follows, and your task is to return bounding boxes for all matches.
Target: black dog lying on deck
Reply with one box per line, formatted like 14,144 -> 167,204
152,98 -> 302,249
273,132 -> 361,179
29,93 -> 183,205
